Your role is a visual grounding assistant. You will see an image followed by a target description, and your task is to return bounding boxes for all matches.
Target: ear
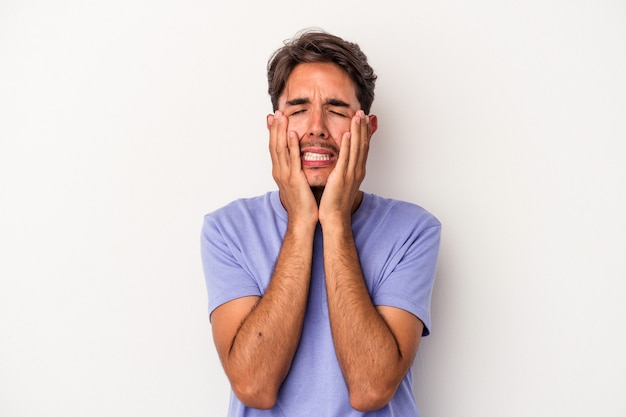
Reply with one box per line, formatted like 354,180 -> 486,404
367,114 -> 378,138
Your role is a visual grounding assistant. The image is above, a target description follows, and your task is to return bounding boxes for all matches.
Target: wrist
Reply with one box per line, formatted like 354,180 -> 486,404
319,215 -> 352,235
286,215 -> 318,237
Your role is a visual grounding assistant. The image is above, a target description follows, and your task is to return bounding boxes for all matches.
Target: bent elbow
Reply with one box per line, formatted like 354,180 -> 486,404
349,386 -> 395,412
231,380 -> 279,410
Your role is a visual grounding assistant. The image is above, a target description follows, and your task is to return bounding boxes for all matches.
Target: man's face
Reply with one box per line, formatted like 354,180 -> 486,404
275,62 -> 373,188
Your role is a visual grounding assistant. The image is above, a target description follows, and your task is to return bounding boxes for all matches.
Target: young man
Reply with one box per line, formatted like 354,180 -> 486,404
201,29 -> 441,416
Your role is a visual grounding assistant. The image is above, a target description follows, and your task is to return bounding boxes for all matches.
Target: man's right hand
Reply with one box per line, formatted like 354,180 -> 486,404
267,111 -> 318,227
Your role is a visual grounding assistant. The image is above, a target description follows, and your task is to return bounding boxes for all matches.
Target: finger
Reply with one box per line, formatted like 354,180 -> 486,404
346,111 -> 364,176
334,130 -> 351,178
360,112 -> 371,160
269,111 -> 290,174
268,113 -> 279,168
355,111 -> 370,179
287,130 -> 302,176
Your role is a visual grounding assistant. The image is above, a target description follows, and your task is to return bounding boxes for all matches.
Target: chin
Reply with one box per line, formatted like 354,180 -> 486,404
304,171 -> 330,188
306,180 -> 328,188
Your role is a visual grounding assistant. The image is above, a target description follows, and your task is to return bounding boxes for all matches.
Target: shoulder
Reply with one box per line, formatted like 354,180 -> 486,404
204,191 -> 279,224
359,193 -> 441,231
202,191 -> 287,247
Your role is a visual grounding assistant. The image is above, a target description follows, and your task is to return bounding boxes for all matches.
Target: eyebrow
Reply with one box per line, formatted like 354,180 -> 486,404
326,98 -> 350,108
285,98 -> 351,108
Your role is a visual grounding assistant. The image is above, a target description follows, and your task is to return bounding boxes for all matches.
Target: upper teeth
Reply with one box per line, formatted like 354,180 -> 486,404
302,152 -> 330,161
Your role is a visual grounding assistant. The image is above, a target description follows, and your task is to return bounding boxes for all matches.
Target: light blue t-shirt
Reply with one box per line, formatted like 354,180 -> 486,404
201,191 -> 441,417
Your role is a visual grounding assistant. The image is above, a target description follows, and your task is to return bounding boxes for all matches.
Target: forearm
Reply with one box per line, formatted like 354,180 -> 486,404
322,219 -> 408,410
225,222 -> 315,407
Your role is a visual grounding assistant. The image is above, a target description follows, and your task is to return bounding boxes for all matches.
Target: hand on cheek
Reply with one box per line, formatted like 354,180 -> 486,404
268,111 -> 318,225
320,111 -> 370,222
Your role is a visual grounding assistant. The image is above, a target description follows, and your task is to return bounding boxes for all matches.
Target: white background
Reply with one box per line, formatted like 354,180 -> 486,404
1,1 -> 625,416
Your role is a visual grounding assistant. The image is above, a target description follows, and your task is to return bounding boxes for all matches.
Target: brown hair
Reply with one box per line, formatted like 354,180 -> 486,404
267,29 -> 377,113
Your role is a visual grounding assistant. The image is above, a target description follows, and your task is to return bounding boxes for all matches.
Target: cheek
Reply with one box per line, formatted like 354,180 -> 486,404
286,118 -> 306,138
328,120 -> 351,141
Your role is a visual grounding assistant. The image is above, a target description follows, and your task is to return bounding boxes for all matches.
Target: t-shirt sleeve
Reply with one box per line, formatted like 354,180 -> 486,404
372,222 -> 441,336
200,214 -> 262,318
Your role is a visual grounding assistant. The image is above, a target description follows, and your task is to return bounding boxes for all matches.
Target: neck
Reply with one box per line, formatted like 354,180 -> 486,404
310,186 -> 324,206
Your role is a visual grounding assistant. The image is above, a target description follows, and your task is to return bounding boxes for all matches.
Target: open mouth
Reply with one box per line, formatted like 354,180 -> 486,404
302,152 -> 331,161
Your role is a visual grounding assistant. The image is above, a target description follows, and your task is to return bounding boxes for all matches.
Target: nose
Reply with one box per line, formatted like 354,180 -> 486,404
307,109 -> 328,138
